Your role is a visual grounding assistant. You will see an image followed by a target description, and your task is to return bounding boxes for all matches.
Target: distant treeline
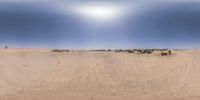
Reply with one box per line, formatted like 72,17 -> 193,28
89,49 -> 169,52
52,48 -> 181,56
89,49 -> 112,52
89,49 -> 175,56
52,49 -> 69,53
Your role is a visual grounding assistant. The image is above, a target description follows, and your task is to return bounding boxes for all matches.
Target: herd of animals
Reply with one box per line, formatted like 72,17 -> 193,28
116,49 -> 172,56
3,45 -> 172,56
2,45 -> 173,56
52,49 -> 172,56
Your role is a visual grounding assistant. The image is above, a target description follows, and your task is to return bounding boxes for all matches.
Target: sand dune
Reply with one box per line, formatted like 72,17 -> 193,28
0,49 -> 200,100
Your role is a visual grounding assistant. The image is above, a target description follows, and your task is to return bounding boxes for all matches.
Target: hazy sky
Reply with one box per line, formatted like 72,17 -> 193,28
0,0 -> 200,49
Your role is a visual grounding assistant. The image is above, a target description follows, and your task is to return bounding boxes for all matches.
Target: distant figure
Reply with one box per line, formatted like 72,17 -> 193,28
5,46 -> 7,49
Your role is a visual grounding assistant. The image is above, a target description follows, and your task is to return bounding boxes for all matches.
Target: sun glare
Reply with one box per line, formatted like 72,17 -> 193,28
71,4 -> 124,22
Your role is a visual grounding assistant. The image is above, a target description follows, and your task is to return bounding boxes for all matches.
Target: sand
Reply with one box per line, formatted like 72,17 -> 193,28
0,49 -> 200,100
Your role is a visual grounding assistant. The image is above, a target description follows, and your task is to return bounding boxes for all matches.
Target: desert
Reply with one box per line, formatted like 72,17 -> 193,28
0,49 -> 200,100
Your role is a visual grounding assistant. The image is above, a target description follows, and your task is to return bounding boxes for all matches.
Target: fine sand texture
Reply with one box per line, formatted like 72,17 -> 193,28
0,49 -> 200,100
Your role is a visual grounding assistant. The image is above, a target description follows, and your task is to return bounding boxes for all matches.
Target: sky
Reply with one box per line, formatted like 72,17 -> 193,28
0,0 -> 200,49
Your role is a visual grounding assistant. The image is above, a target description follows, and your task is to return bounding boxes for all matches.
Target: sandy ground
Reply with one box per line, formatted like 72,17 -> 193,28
0,49 -> 200,100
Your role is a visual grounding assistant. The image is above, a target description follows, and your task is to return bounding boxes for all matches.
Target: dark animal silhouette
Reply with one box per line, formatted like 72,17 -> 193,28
161,52 -> 168,56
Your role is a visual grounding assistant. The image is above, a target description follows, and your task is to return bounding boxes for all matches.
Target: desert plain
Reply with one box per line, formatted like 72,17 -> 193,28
0,49 -> 200,100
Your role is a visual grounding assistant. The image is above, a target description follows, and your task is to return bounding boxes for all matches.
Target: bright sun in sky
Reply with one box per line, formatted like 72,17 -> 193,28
70,3 -> 124,22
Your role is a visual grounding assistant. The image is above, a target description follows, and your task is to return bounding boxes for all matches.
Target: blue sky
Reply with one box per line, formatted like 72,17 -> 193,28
0,0 -> 200,49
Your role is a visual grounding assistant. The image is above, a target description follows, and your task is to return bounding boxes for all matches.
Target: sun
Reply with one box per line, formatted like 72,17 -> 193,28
71,3 -> 124,22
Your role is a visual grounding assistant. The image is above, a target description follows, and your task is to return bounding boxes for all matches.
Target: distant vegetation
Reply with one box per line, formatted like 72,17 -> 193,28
52,48 -> 174,56
115,49 -> 154,54
52,49 -> 69,53
90,49 -> 174,56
